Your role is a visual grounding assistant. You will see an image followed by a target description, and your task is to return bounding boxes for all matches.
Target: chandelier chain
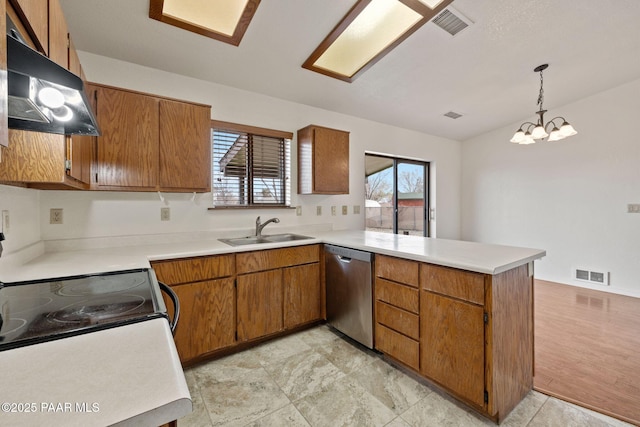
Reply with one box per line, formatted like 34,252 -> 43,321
536,68 -> 544,110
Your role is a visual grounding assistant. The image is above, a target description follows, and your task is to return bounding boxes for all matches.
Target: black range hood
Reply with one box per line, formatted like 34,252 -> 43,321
6,26 -> 100,136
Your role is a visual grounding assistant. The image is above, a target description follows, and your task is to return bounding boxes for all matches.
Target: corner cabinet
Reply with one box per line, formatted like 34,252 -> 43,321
374,255 -> 534,423
297,125 -> 349,194
91,83 -> 211,192
151,244 -> 322,366
151,255 -> 236,364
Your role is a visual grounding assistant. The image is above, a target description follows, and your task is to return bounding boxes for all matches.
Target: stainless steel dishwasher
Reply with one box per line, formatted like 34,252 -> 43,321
325,245 -> 374,349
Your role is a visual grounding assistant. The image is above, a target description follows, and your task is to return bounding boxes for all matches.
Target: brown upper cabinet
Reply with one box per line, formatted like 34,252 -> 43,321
0,0 -> 90,187
10,0 -> 48,54
0,130 -> 90,189
91,83 -> 211,192
297,125 -> 349,194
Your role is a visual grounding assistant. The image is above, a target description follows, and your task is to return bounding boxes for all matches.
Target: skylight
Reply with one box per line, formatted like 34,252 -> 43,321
149,0 -> 260,46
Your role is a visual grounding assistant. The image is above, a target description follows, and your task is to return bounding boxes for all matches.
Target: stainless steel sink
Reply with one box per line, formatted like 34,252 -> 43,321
218,233 -> 313,247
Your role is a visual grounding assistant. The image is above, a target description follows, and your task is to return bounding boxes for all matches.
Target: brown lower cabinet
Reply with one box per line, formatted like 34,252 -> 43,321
152,254 -> 236,363
374,254 -> 533,423
151,244 -> 322,365
237,269 -> 283,341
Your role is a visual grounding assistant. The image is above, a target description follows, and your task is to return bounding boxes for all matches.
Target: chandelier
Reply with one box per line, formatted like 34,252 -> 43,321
510,64 -> 577,144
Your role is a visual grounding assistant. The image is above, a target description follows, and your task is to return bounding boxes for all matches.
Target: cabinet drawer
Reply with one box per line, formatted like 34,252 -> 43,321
420,264 -> 485,305
236,245 -> 319,274
152,254 -> 235,285
376,255 -> 419,287
376,278 -> 419,314
375,323 -> 419,371
376,301 -> 419,340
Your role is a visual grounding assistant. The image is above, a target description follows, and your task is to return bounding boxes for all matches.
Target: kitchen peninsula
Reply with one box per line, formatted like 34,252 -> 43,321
0,230 -> 544,424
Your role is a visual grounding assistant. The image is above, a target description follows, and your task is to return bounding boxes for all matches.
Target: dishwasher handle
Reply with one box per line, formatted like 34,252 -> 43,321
324,245 -> 373,263
338,255 -> 352,263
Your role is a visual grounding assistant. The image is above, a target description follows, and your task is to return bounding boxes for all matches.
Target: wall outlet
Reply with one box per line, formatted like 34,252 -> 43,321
353,205 -> 360,215
1,210 -> 9,234
50,208 -> 63,225
628,204 -> 640,213
331,206 -> 336,216
342,205 -> 348,215
296,206 -> 302,216
316,206 -> 322,216
161,207 -> 170,221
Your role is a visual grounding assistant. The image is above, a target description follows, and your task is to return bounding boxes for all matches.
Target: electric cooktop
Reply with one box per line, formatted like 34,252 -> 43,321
0,269 -> 168,351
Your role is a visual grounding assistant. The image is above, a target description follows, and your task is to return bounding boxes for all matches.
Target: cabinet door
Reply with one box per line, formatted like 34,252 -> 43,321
48,0 -> 68,68
66,84 -> 95,184
166,278 -> 235,363
283,263 -> 320,329
237,270 -> 283,341
12,0 -> 48,54
313,127 -> 349,194
421,291 -> 485,408
159,100 -> 211,191
298,125 -> 349,195
95,87 -> 159,188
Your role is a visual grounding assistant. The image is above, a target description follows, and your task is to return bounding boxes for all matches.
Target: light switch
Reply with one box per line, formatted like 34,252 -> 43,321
342,205 -> 348,215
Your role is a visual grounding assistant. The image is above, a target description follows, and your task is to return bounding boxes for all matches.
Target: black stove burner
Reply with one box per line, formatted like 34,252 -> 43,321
0,269 -> 167,351
56,275 -> 147,296
47,295 -> 147,324
5,296 -> 54,314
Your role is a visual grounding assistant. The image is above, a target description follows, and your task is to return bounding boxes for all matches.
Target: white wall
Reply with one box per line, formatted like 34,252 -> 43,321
462,78 -> 640,297
32,53 -> 461,243
0,185 -> 40,254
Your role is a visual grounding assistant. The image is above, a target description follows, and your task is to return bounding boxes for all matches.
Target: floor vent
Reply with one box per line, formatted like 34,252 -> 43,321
575,268 -> 610,286
431,6 -> 472,36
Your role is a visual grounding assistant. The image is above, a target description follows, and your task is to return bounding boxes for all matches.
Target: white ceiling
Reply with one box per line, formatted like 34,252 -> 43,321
59,0 -> 640,141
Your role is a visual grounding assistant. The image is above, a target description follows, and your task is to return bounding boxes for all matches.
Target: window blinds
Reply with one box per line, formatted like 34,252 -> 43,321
213,127 -> 290,206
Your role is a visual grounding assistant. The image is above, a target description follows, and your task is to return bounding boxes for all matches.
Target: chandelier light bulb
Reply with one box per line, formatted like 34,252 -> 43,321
531,125 -> 549,140
547,127 -> 565,142
519,132 -> 535,145
510,129 -> 526,143
559,121 -> 577,137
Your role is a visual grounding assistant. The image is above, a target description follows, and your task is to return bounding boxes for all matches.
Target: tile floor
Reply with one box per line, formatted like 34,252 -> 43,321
180,325 -> 632,427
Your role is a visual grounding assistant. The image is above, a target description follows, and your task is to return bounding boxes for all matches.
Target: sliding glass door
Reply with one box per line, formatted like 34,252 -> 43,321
365,154 -> 429,236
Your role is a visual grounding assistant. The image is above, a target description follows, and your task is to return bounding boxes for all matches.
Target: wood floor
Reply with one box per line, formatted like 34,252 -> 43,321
534,279 -> 640,425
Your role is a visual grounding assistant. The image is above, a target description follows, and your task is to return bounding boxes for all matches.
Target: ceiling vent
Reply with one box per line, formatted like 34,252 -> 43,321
431,6 -> 472,36
444,111 -> 462,119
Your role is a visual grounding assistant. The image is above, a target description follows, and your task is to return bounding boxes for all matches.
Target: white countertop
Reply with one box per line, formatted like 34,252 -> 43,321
0,230 -> 545,282
318,230 -> 545,275
0,318 -> 191,427
0,230 -> 544,425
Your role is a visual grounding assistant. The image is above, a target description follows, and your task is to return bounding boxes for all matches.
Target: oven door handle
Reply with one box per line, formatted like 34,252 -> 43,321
158,282 -> 179,336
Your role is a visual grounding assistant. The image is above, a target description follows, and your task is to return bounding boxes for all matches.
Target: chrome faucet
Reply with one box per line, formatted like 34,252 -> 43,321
255,216 -> 280,237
